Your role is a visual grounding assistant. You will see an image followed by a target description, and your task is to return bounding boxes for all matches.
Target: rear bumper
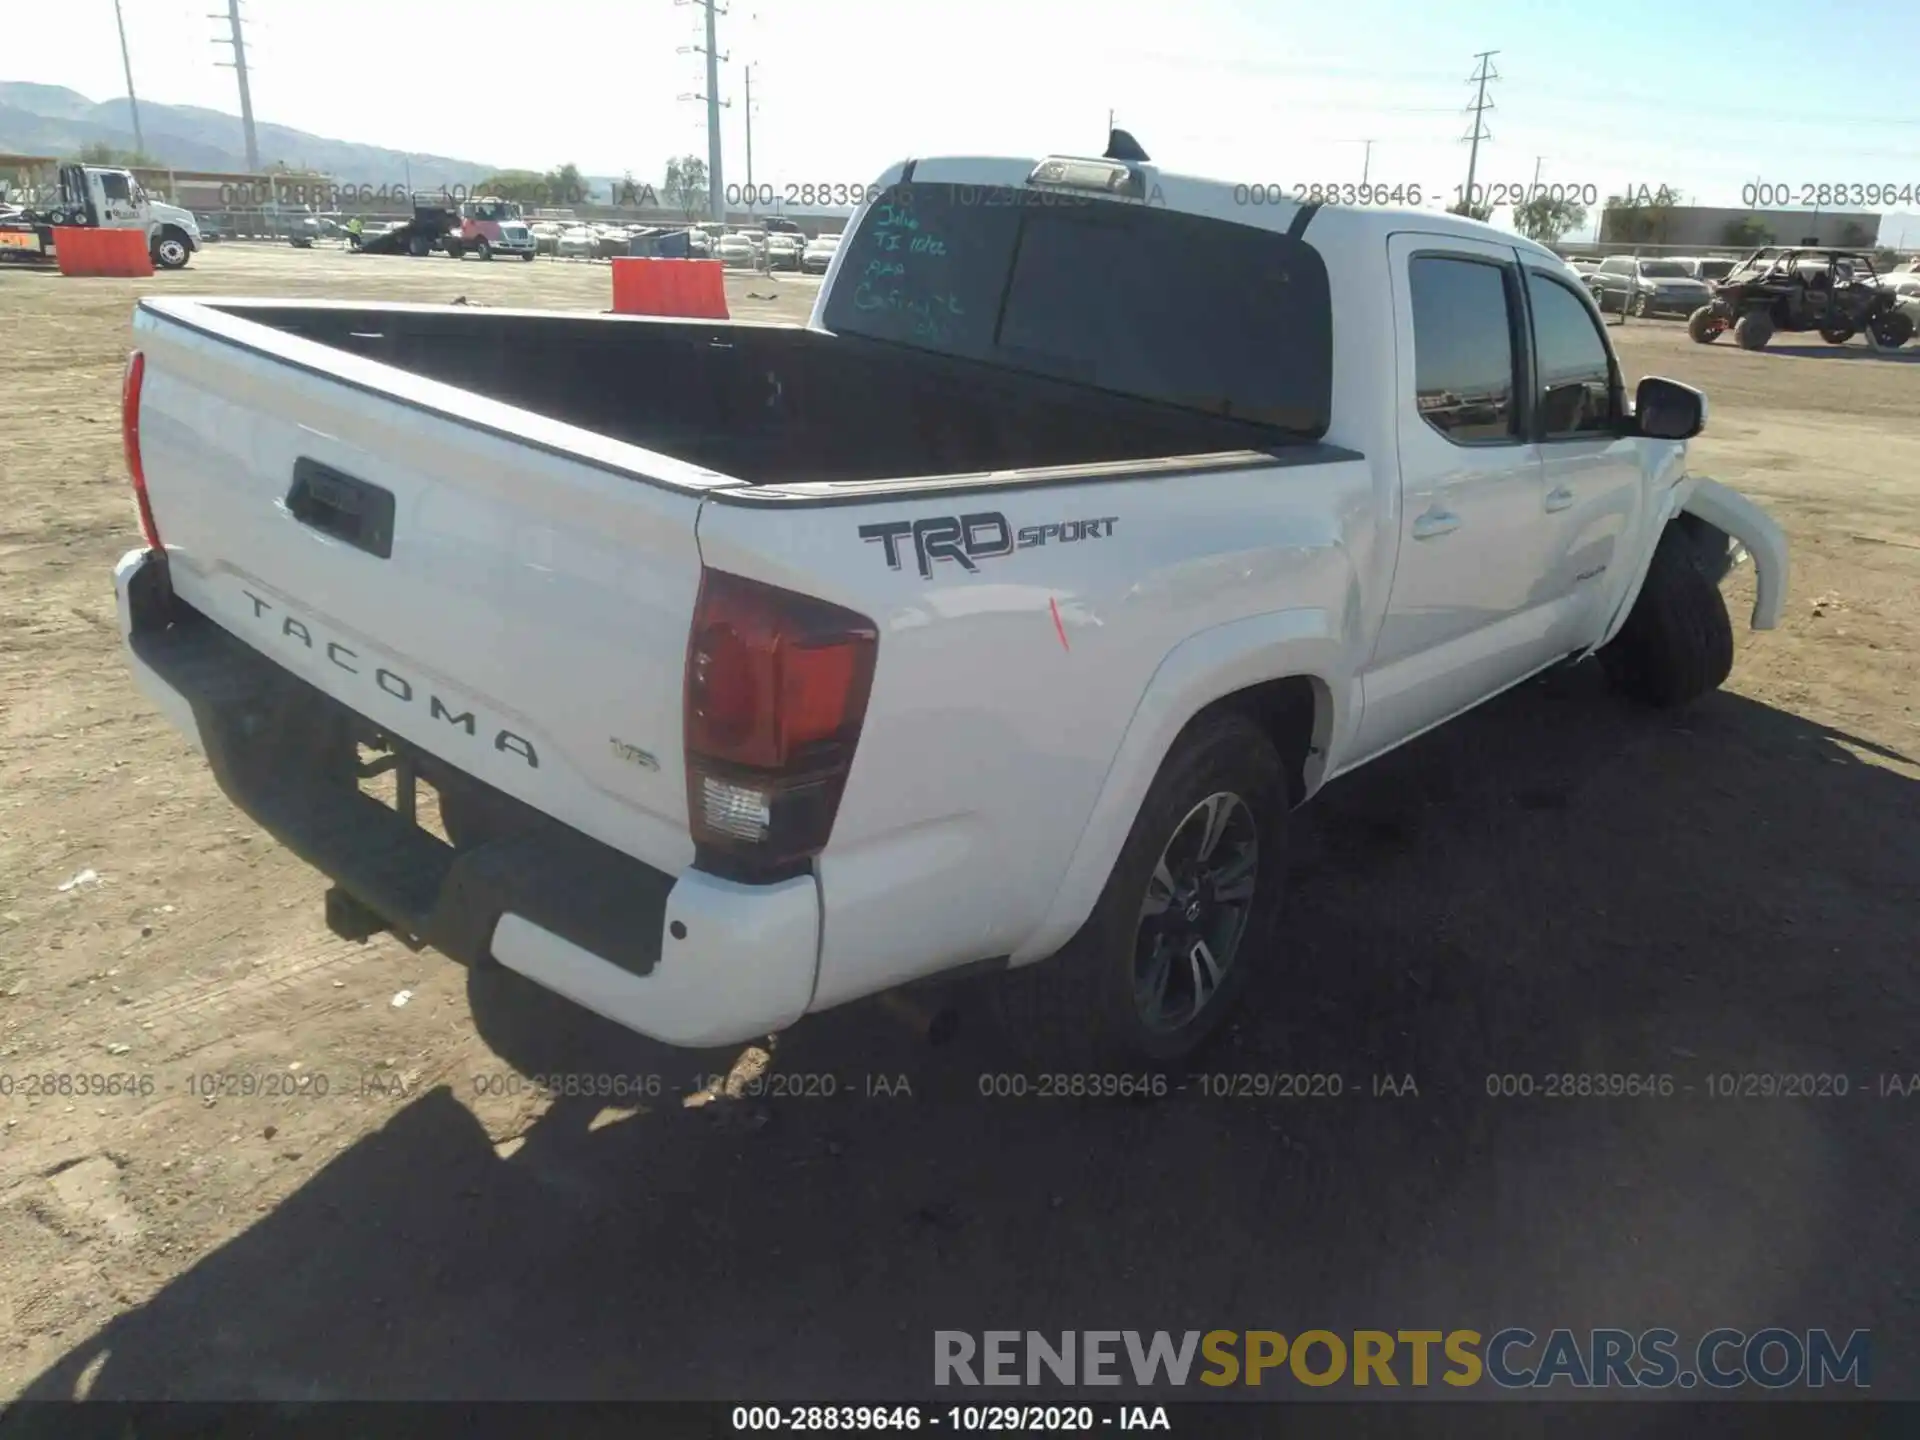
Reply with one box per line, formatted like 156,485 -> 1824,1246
114,547 -> 819,1049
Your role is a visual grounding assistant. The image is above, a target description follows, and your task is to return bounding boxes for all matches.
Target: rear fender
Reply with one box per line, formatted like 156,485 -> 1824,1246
1008,609 -> 1349,967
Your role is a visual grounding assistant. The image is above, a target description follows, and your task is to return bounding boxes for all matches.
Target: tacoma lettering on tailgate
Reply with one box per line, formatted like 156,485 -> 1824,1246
240,589 -> 540,768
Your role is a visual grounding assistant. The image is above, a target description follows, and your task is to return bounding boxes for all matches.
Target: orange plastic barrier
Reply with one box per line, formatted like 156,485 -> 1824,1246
53,227 -> 155,278
611,258 -> 729,319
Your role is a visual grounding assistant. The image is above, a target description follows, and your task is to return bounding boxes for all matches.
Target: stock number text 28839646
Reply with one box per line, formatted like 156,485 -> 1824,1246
1743,181 -> 1918,209
1235,182 -> 1424,207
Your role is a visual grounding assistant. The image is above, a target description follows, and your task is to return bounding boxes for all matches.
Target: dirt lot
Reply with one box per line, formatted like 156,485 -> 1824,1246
0,243 -> 1916,1404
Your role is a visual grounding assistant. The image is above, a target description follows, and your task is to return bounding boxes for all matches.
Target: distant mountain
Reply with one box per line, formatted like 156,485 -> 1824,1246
0,82 -> 495,191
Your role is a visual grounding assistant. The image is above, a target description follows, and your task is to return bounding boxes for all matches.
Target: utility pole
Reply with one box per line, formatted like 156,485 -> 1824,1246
1108,108 -> 1114,136
113,0 -> 146,157
1531,155 -> 1542,197
676,0 -> 729,222
1362,139 -> 1373,185
210,0 -> 260,173
1459,49 -> 1499,214
744,64 -> 755,213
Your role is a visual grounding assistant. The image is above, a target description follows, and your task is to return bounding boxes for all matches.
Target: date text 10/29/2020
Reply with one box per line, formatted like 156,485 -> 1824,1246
1232,182 -> 1602,208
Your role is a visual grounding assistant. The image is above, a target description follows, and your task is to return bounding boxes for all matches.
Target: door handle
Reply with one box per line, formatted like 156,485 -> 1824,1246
1411,508 -> 1462,540
1545,486 -> 1576,513
287,458 -> 396,559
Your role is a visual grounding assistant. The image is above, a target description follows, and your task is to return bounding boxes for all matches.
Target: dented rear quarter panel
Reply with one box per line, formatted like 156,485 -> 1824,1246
695,452 -> 1378,1008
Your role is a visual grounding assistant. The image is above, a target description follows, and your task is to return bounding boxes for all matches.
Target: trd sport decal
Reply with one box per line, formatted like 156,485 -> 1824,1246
859,512 -> 1119,578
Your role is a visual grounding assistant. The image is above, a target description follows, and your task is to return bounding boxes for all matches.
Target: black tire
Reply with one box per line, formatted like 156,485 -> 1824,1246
151,228 -> 191,269
474,238 -> 492,261
1600,523 -> 1735,709
1631,292 -> 1652,318
1870,310 -> 1915,349
1820,326 -> 1856,345
408,234 -> 431,257
520,250 -> 536,261
991,712 -> 1289,1071
1687,307 -> 1721,343
1733,310 -> 1773,350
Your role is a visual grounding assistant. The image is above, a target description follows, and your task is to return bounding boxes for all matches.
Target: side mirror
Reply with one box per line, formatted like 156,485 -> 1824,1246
1634,376 -> 1707,440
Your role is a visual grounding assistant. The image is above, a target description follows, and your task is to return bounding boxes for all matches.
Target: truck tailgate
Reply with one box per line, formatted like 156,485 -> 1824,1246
131,300 -> 711,877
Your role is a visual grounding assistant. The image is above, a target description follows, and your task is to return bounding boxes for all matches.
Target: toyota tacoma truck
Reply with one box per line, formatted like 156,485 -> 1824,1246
113,140 -> 1789,1068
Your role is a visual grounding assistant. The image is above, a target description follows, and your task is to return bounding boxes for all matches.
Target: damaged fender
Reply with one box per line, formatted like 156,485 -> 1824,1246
1596,474 -> 1789,651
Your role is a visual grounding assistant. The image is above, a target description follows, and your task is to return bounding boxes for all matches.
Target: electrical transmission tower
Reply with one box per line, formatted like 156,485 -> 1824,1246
210,0 -> 261,173
675,0 -> 729,222
1459,49 -> 1499,214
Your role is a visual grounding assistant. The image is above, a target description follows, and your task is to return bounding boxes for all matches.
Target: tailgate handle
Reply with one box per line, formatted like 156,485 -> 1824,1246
287,459 -> 395,559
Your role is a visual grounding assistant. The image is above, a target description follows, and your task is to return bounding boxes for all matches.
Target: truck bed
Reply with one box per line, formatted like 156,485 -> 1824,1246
179,300 -> 1291,488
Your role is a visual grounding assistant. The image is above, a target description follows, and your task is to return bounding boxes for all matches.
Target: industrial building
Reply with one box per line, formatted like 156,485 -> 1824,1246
1599,204 -> 1882,249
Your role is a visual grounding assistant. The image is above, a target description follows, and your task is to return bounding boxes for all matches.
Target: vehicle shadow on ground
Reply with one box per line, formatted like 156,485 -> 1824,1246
13,665 -> 1919,1405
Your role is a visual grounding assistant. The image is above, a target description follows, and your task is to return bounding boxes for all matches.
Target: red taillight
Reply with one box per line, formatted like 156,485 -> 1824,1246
122,350 -> 161,550
684,569 -> 878,875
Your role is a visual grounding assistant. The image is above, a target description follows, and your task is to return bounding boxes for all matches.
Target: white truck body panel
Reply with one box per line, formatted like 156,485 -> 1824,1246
132,302 -> 711,879
114,154 -> 1790,1049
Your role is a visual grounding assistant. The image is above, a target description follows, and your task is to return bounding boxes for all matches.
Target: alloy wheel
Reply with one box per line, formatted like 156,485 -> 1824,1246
1133,792 -> 1259,1033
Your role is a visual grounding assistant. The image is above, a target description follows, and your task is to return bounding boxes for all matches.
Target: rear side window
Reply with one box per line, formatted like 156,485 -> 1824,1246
100,172 -> 132,202
1407,255 -> 1519,444
821,182 -> 1332,435
1526,272 -> 1614,439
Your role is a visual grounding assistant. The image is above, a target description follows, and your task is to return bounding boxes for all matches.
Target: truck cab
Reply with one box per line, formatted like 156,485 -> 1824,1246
45,164 -> 202,269
452,196 -> 536,260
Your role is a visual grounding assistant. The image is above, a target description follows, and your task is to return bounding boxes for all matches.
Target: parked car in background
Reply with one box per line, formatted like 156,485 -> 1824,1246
1588,256 -> 1716,317
801,232 -> 840,274
556,225 -> 597,259
1677,256 -> 1736,284
1565,256 -> 1603,278
593,225 -> 635,260
765,233 -> 803,271
763,215 -> 803,235
714,232 -> 758,267
1874,269 -> 1920,331
529,221 -> 563,255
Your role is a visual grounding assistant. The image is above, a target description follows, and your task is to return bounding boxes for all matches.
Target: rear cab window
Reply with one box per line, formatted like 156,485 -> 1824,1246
1406,255 -> 1522,444
819,181 -> 1333,437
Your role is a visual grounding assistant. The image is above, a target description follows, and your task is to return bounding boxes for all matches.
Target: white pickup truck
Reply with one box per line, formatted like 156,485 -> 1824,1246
113,143 -> 1788,1068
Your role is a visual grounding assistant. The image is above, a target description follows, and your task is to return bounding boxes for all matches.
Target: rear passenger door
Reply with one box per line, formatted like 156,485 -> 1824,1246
1521,265 -> 1647,654
1353,234 -> 1555,762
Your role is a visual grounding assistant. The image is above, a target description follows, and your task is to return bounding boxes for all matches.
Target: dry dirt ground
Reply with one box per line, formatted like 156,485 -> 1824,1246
0,243 -> 1916,1405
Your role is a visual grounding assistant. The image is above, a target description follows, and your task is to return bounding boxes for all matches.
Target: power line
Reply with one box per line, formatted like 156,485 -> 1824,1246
1494,81 -> 1920,129
1460,49 -> 1499,212
209,0 -> 259,173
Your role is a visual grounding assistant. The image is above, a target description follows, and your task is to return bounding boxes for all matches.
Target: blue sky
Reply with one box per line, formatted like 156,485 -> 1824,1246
14,0 -> 1920,242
